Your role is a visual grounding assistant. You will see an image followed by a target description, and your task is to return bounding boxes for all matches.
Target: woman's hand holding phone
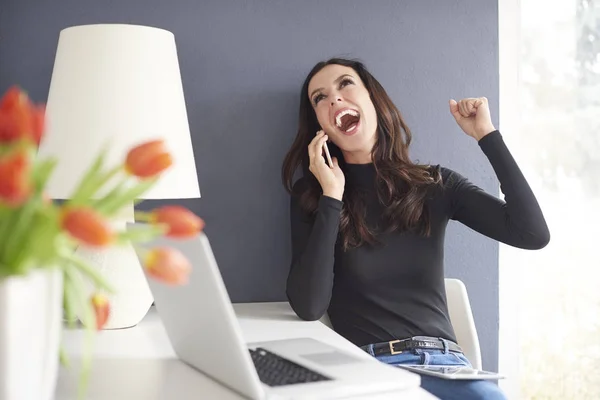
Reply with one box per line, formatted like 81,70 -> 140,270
308,131 -> 345,201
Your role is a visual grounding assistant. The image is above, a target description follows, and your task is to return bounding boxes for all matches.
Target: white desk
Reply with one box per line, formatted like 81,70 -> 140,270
56,302 -> 436,399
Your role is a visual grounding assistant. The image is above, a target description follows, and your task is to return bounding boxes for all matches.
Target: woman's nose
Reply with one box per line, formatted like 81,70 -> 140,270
330,95 -> 342,106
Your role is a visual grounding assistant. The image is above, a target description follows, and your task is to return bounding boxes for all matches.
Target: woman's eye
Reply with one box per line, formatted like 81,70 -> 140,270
340,78 -> 354,88
313,94 -> 325,105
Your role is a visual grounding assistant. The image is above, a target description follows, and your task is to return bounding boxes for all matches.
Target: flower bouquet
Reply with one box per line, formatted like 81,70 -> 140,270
0,86 -> 203,400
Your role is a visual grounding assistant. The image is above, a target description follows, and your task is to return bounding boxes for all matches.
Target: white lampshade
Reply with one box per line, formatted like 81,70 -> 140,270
38,24 -> 200,199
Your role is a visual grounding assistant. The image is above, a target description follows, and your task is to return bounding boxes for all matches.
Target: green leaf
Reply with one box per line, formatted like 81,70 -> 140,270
90,180 -> 127,214
31,158 -> 58,192
68,147 -> 110,205
94,165 -> 124,195
3,198 -> 38,265
0,261 -> 19,278
74,164 -> 125,208
0,207 -> 20,263
10,206 -> 61,270
0,202 -> 12,216
95,179 -> 157,216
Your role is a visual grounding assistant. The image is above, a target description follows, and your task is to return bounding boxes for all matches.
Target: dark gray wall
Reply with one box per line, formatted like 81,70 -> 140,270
0,0 -> 500,371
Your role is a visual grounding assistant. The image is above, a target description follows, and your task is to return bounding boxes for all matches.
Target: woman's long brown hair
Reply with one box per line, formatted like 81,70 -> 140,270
282,58 -> 442,250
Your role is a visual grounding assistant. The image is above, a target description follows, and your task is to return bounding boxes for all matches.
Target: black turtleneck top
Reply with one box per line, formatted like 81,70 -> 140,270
286,130 -> 550,347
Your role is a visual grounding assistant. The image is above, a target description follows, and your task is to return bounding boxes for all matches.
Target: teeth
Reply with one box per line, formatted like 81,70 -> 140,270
335,109 -> 359,128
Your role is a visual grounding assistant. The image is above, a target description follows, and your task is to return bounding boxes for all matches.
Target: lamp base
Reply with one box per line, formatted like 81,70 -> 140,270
76,240 -> 153,329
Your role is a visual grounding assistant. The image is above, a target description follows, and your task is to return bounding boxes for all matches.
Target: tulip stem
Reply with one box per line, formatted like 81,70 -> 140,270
59,250 -> 115,293
95,178 -> 156,216
62,262 -> 95,400
63,269 -> 79,329
116,224 -> 165,244
71,165 -> 124,208
0,210 -> 16,266
68,148 -> 108,204
59,346 -> 70,367
4,199 -> 36,266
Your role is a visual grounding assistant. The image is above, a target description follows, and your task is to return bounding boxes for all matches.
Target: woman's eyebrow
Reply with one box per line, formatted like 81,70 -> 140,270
309,74 -> 354,99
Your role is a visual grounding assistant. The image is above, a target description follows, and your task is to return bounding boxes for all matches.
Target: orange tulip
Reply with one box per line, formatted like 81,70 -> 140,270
0,86 -> 21,109
0,86 -> 45,146
30,105 -> 46,146
125,140 -> 172,179
0,149 -> 32,206
61,207 -> 114,247
144,247 -> 191,285
151,206 -> 205,238
91,294 -> 110,330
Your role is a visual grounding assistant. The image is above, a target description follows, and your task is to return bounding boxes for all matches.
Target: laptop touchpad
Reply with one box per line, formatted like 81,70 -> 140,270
300,351 -> 362,366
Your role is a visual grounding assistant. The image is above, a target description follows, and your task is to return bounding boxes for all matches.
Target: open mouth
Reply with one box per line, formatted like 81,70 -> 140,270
335,109 -> 360,134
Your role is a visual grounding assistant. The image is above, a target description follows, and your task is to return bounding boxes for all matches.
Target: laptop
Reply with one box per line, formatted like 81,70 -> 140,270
131,227 -> 420,399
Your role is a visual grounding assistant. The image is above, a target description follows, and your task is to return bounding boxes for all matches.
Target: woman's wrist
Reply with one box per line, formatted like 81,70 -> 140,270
475,125 -> 497,141
322,190 -> 343,201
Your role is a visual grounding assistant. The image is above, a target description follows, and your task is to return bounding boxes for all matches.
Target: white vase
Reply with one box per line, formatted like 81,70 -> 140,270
0,268 -> 63,400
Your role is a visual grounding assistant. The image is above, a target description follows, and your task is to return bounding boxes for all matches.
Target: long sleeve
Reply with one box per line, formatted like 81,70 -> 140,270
286,179 -> 343,321
444,130 -> 550,249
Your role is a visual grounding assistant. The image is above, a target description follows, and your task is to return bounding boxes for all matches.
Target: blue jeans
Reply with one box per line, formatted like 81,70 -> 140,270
362,340 -> 507,400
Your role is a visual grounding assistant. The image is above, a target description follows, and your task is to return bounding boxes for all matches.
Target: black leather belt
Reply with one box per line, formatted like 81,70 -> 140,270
369,337 -> 463,356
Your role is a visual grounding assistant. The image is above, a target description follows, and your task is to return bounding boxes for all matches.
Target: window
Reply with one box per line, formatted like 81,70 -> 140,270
500,0 -> 600,398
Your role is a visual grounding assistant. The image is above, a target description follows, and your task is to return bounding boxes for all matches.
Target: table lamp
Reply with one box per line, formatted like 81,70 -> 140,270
37,24 -> 200,329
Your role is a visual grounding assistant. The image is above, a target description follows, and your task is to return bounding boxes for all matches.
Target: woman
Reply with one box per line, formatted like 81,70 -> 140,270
281,58 -> 549,400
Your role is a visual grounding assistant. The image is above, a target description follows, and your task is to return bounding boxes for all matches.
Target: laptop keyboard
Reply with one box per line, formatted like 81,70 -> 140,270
249,348 -> 332,387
